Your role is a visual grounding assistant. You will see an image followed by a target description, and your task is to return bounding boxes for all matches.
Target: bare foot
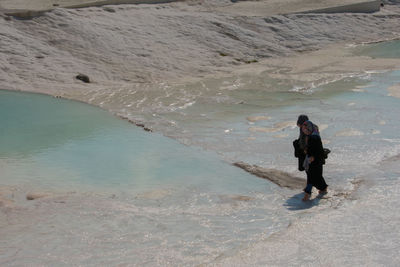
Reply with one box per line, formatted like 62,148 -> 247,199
318,188 -> 328,194
302,193 -> 310,201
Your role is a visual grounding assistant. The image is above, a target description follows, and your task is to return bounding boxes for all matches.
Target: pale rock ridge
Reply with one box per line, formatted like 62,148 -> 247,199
1,3 -> 400,99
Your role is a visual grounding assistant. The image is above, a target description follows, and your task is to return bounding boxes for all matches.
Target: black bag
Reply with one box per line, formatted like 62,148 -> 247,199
322,148 -> 331,164
293,139 -> 302,158
323,148 -> 331,159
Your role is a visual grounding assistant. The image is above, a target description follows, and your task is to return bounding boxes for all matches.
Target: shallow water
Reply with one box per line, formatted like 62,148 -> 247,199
138,66 -> 400,180
81,42 -> 400,174
0,90 -> 276,195
1,41 -> 400,265
353,39 -> 400,58
0,90 -> 297,266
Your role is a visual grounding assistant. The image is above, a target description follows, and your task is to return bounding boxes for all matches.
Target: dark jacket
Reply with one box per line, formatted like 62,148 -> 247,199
306,134 -> 325,166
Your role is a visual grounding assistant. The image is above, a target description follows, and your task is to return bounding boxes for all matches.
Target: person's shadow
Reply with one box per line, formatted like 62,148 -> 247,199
284,192 -> 322,210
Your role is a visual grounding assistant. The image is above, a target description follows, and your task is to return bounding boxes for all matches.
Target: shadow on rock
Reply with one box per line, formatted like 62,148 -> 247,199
284,192 -> 322,211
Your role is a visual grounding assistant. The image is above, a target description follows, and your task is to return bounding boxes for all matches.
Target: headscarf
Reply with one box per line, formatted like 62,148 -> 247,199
297,114 -> 309,150
302,120 -> 320,136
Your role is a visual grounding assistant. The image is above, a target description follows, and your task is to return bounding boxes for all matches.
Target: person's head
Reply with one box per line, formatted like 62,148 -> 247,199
297,114 -> 309,127
301,120 -> 318,136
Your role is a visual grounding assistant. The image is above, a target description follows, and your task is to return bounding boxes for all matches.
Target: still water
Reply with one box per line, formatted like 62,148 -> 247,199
0,90 -> 273,195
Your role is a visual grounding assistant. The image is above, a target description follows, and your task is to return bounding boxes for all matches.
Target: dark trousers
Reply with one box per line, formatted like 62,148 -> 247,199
304,163 -> 328,194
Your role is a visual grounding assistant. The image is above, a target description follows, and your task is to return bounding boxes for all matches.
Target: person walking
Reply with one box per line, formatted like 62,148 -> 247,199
301,120 -> 328,201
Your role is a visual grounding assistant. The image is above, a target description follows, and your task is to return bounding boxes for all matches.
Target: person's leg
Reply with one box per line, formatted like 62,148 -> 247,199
303,171 -> 313,201
304,183 -> 312,194
310,164 -> 328,193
